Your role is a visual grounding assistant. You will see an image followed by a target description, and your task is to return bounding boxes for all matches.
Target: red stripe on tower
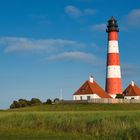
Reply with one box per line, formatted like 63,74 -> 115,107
105,17 -> 122,98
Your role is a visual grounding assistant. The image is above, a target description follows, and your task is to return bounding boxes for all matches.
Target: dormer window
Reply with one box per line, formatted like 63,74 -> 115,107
81,89 -> 85,92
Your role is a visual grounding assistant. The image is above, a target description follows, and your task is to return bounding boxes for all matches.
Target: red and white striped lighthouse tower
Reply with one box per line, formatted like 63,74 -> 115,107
105,17 -> 122,98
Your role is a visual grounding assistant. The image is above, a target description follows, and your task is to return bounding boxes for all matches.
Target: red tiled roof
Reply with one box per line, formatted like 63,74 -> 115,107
123,84 -> 140,96
73,80 -> 112,98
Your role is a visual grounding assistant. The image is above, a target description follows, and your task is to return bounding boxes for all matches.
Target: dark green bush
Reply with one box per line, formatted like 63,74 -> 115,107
30,98 -> 42,105
18,99 -> 29,107
13,101 -> 21,108
46,99 -> 52,104
115,94 -> 124,99
9,98 -> 43,109
10,103 -> 16,109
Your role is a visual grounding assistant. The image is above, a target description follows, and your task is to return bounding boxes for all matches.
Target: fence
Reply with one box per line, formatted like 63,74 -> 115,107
88,98 -> 140,104
57,99 -> 140,104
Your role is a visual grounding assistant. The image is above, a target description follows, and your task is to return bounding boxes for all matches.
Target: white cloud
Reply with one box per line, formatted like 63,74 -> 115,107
47,51 -> 103,66
84,9 -> 96,15
0,37 -> 85,53
125,9 -> 140,26
65,5 -> 82,18
0,37 -> 103,66
65,5 -> 96,18
91,24 -> 106,31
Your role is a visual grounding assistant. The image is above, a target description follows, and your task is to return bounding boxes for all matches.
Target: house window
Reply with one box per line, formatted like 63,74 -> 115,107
80,96 -> 82,100
87,96 -> 91,100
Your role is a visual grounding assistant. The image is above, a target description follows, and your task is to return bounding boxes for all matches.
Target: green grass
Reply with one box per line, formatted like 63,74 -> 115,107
0,103 -> 140,140
7,103 -> 140,112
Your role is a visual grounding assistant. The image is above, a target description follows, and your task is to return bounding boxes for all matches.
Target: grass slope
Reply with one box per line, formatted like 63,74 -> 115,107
7,103 -> 140,112
0,103 -> 140,140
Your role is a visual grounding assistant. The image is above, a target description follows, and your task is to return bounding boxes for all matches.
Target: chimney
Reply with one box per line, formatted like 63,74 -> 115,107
131,81 -> 135,86
89,76 -> 94,83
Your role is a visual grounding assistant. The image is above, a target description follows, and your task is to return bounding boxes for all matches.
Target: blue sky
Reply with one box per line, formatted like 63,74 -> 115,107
0,0 -> 140,108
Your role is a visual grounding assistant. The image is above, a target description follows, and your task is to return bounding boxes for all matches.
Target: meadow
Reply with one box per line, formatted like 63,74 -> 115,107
0,103 -> 140,140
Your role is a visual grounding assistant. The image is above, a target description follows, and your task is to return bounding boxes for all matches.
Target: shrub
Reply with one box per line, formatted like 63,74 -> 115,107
9,98 -> 43,109
19,101 -> 28,107
13,101 -> 21,108
46,99 -> 52,104
115,94 -> 124,99
10,100 -> 22,109
30,98 -> 42,105
18,99 -> 28,107
10,103 -> 16,109
26,100 -> 32,106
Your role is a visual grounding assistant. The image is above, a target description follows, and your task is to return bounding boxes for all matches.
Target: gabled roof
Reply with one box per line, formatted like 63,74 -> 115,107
123,83 -> 140,96
73,80 -> 112,98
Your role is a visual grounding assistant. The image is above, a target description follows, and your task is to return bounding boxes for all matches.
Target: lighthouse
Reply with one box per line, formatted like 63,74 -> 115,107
105,17 -> 122,98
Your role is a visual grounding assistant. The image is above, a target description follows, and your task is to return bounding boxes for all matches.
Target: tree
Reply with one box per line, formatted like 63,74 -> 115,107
13,101 -> 21,108
26,100 -> 32,106
19,101 -> 27,107
115,94 -> 124,99
10,103 -> 16,109
46,99 -> 52,104
18,99 -> 27,102
30,98 -> 42,105
18,99 -> 33,107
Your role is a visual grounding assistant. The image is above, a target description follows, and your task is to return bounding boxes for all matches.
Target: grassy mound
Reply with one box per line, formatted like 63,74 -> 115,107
7,103 -> 140,112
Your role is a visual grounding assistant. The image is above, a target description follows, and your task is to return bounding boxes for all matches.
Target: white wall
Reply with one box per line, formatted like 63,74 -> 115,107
124,96 -> 140,100
109,94 -> 117,98
73,94 -> 100,100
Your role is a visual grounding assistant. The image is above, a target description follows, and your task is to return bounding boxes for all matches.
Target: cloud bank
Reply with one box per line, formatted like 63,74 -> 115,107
47,51 -> 103,66
91,23 -> 106,31
0,37 -> 84,53
125,9 -> 140,26
0,37 -> 102,66
65,5 -> 96,18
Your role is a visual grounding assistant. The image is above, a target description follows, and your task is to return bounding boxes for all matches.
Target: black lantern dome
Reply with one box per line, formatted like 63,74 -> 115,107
106,16 -> 119,32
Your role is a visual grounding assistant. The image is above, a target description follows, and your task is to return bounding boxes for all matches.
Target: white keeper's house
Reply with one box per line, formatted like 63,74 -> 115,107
73,76 -> 112,100
123,81 -> 140,99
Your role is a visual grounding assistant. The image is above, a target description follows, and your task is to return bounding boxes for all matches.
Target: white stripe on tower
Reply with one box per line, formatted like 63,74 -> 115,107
108,41 -> 119,53
106,17 -> 122,97
107,66 -> 121,78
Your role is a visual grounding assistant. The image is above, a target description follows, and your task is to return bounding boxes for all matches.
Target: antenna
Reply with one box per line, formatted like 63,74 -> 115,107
60,88 -> 63,100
